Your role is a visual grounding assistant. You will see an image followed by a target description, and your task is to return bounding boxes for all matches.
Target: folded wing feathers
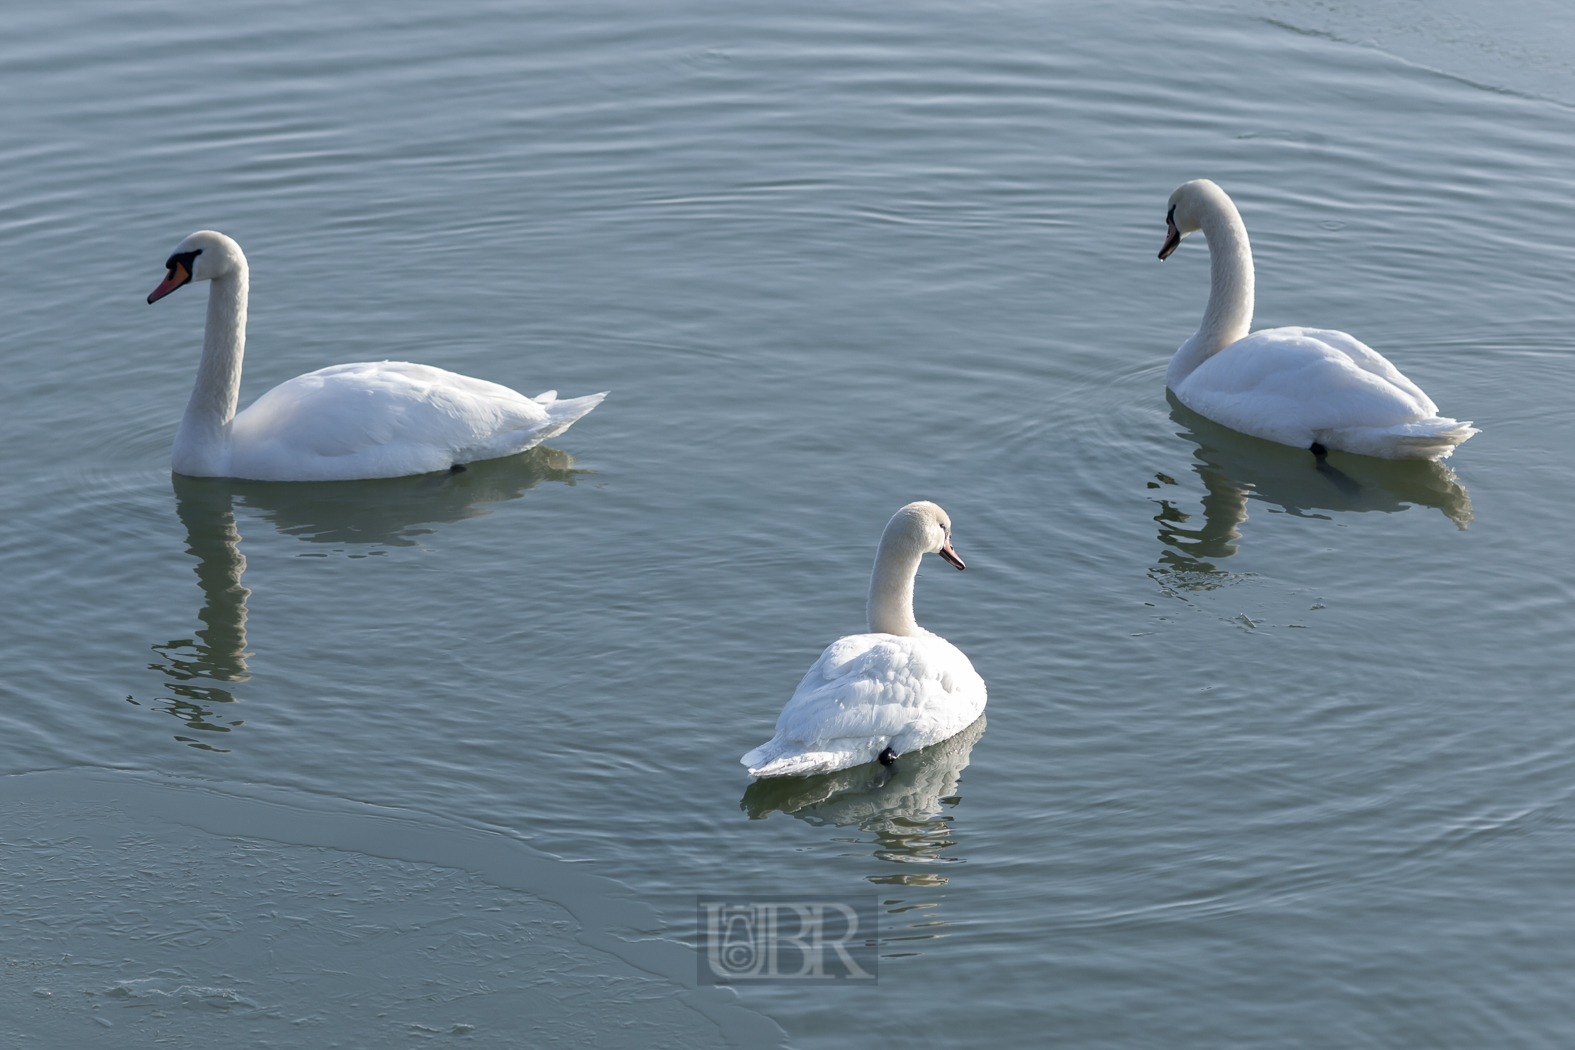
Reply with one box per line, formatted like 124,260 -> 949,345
744,634 -> 984,777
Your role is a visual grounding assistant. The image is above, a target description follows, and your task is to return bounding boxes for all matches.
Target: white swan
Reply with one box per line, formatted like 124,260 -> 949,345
1158,180 -> 1477,460
742,502 -> 987,779
147,231 -> 606,481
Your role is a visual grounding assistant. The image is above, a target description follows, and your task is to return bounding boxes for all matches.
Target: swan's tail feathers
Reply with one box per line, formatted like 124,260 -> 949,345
1321,417 -> 1480,460
1388,417 -> 1480,460
743,737 -> 875,778
744,749 -> 839,779
742,739 -> 786,777
536,390 -> 608,439
465,391 -> 609,462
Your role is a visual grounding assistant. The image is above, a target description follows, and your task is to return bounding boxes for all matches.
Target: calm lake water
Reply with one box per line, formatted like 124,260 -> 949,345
3,0 -> 1574,1046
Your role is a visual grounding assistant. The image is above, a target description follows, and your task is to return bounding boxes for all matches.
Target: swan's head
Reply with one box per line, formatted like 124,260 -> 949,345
147,230 -> 247,304
1158,179 -> 1233,260
884,501 -> 965,570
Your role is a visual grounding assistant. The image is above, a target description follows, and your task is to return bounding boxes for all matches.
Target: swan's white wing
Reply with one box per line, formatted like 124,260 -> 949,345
224,362 -> 602,480
742,633 -> 987,778
234,362 -> 546,457
1282,328 -> 1437,411
1175,327 -> 1456,451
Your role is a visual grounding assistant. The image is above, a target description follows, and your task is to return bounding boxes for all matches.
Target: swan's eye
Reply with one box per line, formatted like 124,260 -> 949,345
1166,205 -> 1176,224
163,248 -> 202,271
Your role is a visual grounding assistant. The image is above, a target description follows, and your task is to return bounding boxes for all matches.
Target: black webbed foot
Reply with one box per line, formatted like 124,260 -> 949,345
1308,441 -> 1361,493
449,463 -> 468,474
877,747 -> 899,767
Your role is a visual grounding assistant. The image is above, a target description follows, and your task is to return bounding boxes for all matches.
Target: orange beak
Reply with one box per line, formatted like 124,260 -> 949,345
147,261 -> 191,304
938,540 -> 965,570
1158,216 -> 1181,260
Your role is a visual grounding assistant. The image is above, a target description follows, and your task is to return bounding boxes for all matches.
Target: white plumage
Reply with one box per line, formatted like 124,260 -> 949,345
1159,180 -> 1476,460
224,362 -> 602,482
149,231 -> 604,482
743,502 -> 987,779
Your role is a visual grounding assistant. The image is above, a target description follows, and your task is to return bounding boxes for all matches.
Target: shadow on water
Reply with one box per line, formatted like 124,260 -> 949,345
1152,393 -> 1473,586
145,477 -> 253,751
142,447 -> 589,750
740,718 -> 986,958
213,444 -> 593,547
741,716 -> 986,888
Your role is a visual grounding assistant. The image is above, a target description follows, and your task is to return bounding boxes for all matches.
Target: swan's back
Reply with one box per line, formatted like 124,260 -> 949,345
743,632 -> 987,778
227,361 -> 602,480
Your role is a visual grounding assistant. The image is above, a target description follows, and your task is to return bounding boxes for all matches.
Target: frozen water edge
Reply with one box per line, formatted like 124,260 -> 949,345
0,768 -> 783,1049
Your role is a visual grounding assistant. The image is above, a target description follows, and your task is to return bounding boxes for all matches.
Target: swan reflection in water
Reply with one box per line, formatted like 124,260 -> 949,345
146,447 -> 590,749
742,715 -> 985,892
1154,393 -> 1473,581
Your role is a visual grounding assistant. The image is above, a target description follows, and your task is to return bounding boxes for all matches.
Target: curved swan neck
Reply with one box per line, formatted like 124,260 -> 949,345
1169,195 -> 1254,386
867,533 -> 926,637
173,265 -> 248,475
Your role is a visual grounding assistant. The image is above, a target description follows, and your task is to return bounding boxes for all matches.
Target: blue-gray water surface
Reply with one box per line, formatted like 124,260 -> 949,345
3,1 -> 1574,1046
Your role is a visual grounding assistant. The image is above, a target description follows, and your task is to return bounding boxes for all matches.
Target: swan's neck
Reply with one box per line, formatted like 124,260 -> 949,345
172,268 -> 248,476
867,537 -> 926,637
1168,206 -> 1254,387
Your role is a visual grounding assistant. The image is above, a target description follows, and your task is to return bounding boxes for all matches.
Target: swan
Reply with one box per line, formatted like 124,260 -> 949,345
147,231 -> 606,481
1158,180 -> 1477,460
742,501 -> 987,779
